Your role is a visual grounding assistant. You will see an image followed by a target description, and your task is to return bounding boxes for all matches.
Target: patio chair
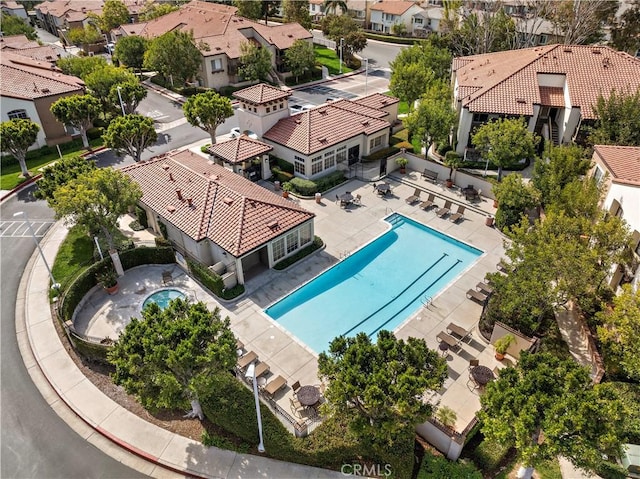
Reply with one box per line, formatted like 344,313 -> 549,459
419,193 -> 436,210
447,322 -> 472,343
466,288 -> 488,303
449,205 -> 466,223
291,380 -> 301,396
263,375 -> 287,397
290,397 -> 305,417
476,281 -> 494,295
354,194 -> 362,205
405,188 -> 421,204
162,270 -> 173,285
469,359 -> 480,370
436,331 -> 461,352
236,350 -> 258,370
436,200 -> 452,217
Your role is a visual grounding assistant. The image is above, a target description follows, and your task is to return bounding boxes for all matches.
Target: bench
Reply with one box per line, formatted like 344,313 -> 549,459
422,169 -> 439,183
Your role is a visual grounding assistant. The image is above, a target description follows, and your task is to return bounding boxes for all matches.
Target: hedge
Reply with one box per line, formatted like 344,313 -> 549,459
135,205 -> 148,229
271,156 -> 294,173
362,146 -> 400,162
271,166 -> 294,184
290,177 -> 317,196
313,171 -> 346,193
274,236 -> 323,270
1,137 -> 90,168
186,258 -> 245,300
364,32 -> 420,45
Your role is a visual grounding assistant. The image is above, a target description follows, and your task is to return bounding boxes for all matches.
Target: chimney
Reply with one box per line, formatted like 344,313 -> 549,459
186,198 -> 193,207
169,172 -> 174,181
176,189 -> 183,201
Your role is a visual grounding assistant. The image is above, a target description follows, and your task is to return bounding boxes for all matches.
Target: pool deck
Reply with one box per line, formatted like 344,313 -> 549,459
77,170 -> 508,434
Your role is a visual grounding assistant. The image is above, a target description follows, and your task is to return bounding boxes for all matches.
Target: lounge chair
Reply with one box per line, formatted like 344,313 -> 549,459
436,331 -> 461,351
419,193 -> 436,210
436,200 -> 452,217
253,361 -> 270,378
405,188 -> 421,204
447,322 -> 472,343
263,375 -> 287,397
237,350 -> 258,369
466,289 -> 488,303
476,281 -> 494,295
449,205 -> 466,223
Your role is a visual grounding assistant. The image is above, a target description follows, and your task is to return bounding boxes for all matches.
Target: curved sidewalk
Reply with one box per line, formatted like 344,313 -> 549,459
17,220 -> 343,479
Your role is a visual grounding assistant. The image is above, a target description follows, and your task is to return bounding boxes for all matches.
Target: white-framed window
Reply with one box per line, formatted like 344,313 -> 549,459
272,237 -> 285,262
266,107 -> 271,113
413,17 -> 423,25
336,145 -> 347,163
299,222 -> 312,246
593,166 -> 604,184
7,109 -> 29,120
311,155 -> 323,175
286,230 -> 298,254
210,58 -> 223,72
539,34 -> 548,45
369,135 -> 382,150
294,156 -> 306,175
324,151 -> 335,169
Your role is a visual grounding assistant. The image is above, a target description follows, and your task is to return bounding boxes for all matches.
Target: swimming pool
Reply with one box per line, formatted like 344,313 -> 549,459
265,213 -> 483,354
142,288 -> 186,310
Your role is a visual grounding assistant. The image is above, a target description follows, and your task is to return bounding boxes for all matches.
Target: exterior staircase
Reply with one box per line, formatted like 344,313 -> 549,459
550,120 -> 559,145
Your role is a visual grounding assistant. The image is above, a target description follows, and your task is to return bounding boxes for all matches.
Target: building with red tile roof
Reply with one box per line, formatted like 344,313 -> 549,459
452,44 -> 640,155
369,1 -> 425,34
121,149 -> 315,284
1,52 -> 85,147
590,145 -> 640,290
0,34 -> 61,62
206,135 -> 273,182
113,0 -> 312,90
1,0 -> 27,19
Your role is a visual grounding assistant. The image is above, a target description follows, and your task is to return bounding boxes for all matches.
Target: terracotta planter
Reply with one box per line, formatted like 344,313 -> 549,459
495,352 -> 505,361
282,190 -> 289,198
105,283 -> 119,295
445,179 -> 453,188
493,199 -> 499,208
485,216 -> 494,227
399,167 -> 406,174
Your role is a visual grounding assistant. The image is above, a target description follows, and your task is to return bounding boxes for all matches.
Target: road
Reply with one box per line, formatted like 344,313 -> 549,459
311,30 -> 404,69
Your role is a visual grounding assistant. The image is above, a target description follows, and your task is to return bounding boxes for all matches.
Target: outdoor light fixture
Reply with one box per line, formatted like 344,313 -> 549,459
245,362 -> 265,453
13,211 -> 59,289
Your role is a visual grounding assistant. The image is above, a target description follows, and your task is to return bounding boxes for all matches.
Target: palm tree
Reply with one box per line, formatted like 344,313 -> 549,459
323,0 -> 347,15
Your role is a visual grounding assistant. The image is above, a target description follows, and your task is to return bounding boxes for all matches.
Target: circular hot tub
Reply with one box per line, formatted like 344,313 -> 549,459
142,288 -> 186,311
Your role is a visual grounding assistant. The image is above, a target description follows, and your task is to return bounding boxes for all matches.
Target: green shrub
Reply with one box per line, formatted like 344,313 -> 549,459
158,221 -> 168,239
200,144 -> 211,153
155,236 -> 171,247
362,146 -> 400,162
86,127 -> 103,140
290,177 -> 317,195
135,205 -> 148,229
201,430 -> 250,453
418,454 -> 482,479
118,246 -> 175,270
180,86 -> 208,96
364,32 -> 418,44
70,333 -> 111,363
436,143 -> 452,156
271,166 -> 295,184
469,437 -> 513,474
271,156 -> 294,173
218,85 -> 245,98
314,171 -> 346,192
274,236 -> 323,270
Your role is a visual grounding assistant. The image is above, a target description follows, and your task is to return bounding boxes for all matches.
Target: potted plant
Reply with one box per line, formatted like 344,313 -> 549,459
395,157 -> 408,174
494,334 -> 515,361
282,181 -> 293,198
444,152 -> 463,188
97,268 -> 119,295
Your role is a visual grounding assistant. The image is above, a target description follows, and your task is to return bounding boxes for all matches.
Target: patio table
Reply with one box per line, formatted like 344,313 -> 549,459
375,183 -> 391,195
340,192 -> 354,203
471,365 -> 494,386
297,385 -> 321,406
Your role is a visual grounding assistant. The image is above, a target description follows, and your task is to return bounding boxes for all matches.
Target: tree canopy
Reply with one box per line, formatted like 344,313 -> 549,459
183,91 -> 233,144
114,35 -> 148,73
596,285 -> 640,381
238,42 -> 272,83
472,117 -> 538,181
318,331 -> 447,447
57,56 -> 108,79
139,2 -> 178,21
34,155 -> 96,201
84,64 -> 138,111
103,114 -> 157,162
0,14 -> 37,40
404,81 -> 457,149
544,0 -> 619,45
0,119 -> 40,177
109,299 -> 237,419
50,94 -> 101,148
68,25 -> 102,46
532,144 -> 591,207
323,0 -> 347,15
108,80 -> 147,114
95,0 -> 130,32
479,352 -> 628,478
321,15 -> 367,65
493,173 -> 541,231
284,39 -> 315,82
588,88 -> 640,147
232,0 -> 262,20
610,0 -> 640,55
50,168 -> 141,250
144,30 -> 201,86
282,0 -> 311,30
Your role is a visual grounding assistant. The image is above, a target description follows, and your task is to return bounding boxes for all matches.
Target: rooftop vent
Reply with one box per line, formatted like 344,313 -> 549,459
267,220 -> 279,229
602,57 -> 611,68
176,189 -> 183,201
167,205 -> 176,213
186,198 -> 193,207
319,109 -> 328,114
361,120 -> 369,126
41,88 -> 50,93
592,49 -> 602,54
318,137 -> 327,143
162,163 -> 170,170
516,98 -> 526,104
169,172 -> 174,181
563,48 -> 572,53
223,197 -> 234,205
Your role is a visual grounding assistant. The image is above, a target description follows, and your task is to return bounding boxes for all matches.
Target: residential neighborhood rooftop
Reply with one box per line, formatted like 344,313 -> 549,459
206,135 -> 273,164
370,0 -> 418,15
233,83 -> 293,104
593,145 -> 640,187
0,34 -> 60,62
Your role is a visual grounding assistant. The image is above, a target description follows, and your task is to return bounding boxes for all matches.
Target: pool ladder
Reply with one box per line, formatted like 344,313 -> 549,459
340,250 -> 351,260
421,295 -> 432,309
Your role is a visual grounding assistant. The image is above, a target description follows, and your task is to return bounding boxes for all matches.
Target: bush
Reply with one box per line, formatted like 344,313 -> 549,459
314,171 -> 346,192
218,85 -> 245,98
436,143 -> 452,156
86,127 -> 103,140
200,144 -> 211,153
154,236 -> 171,247
362,146 -> 400,162
418,454 -> 482,479
274,236 -> 323,270
364,32 -> 419,45
271,166 -> 294,184
135,205 -> 148,229
180,86 -> 208,97
128,220 -> 144,231
271,155 -> 294,173
187,258 -> 244,300
290,177 -> 317,196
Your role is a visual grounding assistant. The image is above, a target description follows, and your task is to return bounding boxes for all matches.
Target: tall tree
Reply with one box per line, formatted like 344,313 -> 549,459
588,88 -> 640,147
493,173 -> 541,231
96,0 -> 130,32
103,114 -> 157,162
84,65 -> 137,111
321,14 -> 368,65
323,0 -> 347,15
479,352 -> 628,479
34,155 -> 96,201
68,25 -> 102,46
404,81 -> 457,149
50,168 -> 142,250
472,117 -> 538,181
544,0 -> 619,45
596,285 -> 640,381
139,2 -> 179,21
114,35 -> 148,73
0,119 -> 40,177
282,0 -> 311,30
56,56 -> 108,79
532,144 -> 591,207
182,91 -> 233,144
50,94 -> 101,148
238,41 -> 273,82
260,1 -> 280,25
108,80 -> 147,114
610,0 -> 640,55
390,63 -> 433,110
232,0 -> 262,20
0,14 -> 37,40
318,331 -> 447,447
144,30 -> 201,86
284,39 -> 315,82
109,300 -> 237,420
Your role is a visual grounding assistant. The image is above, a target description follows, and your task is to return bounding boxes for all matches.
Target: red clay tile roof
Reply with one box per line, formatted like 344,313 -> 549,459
262,101 -> 390,155
370,0 -> 417,15
454,44 -> 640,119
206,136 -> 273,164
352,92 -> 400,110
593,145 -> 640,187
538,86 -> 565,107
35,0 -> 102,18
233,84 -> 292,104
121,150 -> 314,256
0,35 -> 60,62
0,52 -> 84,100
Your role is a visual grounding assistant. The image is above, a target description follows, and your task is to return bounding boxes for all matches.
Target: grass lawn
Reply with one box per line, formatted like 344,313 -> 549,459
314,44 -> 353,75
52,225 -> 95,290
0,138 -> 104,191
383,91 -> 409,114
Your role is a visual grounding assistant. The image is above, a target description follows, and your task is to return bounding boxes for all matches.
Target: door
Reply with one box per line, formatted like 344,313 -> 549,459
379,157 -> 387,176
348,145 -> 359,165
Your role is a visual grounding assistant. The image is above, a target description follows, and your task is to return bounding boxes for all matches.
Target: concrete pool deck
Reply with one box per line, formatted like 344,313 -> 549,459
76,171 -> 507,434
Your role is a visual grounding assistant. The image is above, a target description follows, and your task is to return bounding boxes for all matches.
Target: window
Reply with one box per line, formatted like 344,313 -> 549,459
593,166 -> 604,184
300,223 -> 312,246
272,237 -> 285,262
210,58 -> 223,72
294,156 -> 306,175
286,231 -> 298,254
266,107 -> 271,113
336,145 -> 347,163
414,18 -> 423,25
369,135 -> 382,150
7,109 -> 28,120
539,34 -> 548,45
311,155 -> 323,175
324,151 -> 335,169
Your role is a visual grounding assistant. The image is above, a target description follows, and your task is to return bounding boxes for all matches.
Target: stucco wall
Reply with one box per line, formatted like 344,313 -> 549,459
0,96 -> 46,148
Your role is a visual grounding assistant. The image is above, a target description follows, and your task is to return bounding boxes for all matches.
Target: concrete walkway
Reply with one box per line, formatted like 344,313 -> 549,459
17,220 -> 344,478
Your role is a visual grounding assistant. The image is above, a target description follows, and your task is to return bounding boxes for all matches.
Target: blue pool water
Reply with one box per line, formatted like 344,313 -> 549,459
265,213 -> 482,354
142,289 -> 186,310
